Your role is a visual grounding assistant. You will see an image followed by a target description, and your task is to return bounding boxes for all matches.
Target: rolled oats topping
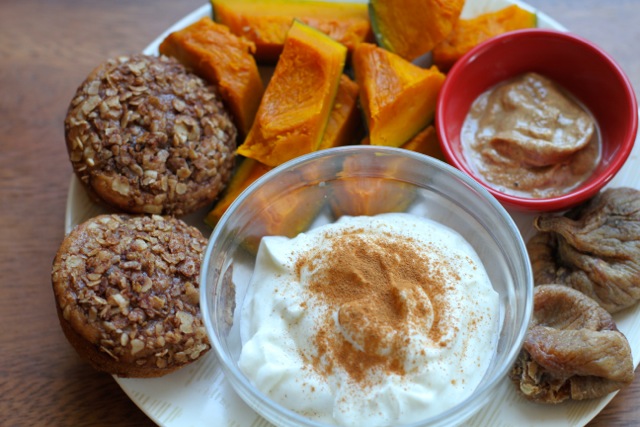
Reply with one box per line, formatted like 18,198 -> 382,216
64,54 -> 237,216
52,214 -> 210,373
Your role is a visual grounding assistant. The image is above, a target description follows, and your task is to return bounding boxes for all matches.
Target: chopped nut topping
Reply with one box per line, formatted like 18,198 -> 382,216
64,54 -> 237,216
52,214 -> 211,372
130,339 -> 145,355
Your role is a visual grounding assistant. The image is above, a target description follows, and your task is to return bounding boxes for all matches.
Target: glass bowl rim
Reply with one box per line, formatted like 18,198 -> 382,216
200,145 -> 534,427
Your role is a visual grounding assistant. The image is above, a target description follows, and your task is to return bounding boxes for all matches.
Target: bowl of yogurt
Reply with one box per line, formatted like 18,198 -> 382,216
201,145 -> 533,427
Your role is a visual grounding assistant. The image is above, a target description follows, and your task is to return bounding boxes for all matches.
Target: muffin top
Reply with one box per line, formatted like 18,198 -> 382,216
52,214 -> 210,375
64,54 -> 237,216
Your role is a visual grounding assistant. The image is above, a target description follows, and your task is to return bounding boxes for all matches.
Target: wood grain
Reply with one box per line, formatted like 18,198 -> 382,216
1,0 -> 638,426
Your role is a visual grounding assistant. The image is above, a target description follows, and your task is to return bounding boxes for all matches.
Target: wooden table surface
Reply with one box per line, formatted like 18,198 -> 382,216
2,0 -> 639,426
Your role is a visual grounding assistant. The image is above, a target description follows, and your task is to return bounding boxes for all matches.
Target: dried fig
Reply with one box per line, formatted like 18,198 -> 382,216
528,187 -> 640,313
510,285 -> 634,403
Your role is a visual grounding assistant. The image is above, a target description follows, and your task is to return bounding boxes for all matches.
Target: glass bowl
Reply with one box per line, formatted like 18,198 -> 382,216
200,145 -> 533,427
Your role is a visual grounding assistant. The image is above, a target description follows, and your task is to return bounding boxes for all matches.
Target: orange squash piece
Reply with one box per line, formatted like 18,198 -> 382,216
359,125 -> 443,159
401,125 -> 445,160
331,126 -> 440,217
159,17 -> 264,138
237,21 -> 347,167
212,0 -> 373,63
353,43 -> 446,148
330,154 -> 415,217
205,156 -> 328,253
207,74 -> 360,228
204,157 -> 271,228
318,74 -> 362,150
433,5 -> 537,71
242,184 -> 328,253
229,160 -> 328,253
369,0 -> 465,60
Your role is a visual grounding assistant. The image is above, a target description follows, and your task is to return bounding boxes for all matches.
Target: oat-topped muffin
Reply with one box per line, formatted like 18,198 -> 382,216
64,54 -> 237,216
52,214 -> 210,378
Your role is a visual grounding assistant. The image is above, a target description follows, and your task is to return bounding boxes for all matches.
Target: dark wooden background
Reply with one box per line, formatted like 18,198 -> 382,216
1,0 -> 638,425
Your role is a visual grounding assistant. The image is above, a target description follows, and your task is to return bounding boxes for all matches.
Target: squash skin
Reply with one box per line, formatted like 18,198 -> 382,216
159,17 -> 264,138
353,43 -> 446,148
212,0 -> 373,63
369,0 -> 465,60
433,5 -> 537,71
237,20 -> 347,167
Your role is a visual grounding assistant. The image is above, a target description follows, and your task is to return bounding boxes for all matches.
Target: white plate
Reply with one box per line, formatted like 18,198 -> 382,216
64,1 -> 640,426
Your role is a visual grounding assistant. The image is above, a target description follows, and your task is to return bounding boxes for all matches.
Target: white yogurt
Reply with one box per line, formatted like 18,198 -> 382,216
239,213 -> 499,426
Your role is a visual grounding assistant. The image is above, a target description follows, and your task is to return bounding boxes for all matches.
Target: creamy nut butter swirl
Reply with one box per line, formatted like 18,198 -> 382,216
461,72 -> 600,198
239,213 -> 499,426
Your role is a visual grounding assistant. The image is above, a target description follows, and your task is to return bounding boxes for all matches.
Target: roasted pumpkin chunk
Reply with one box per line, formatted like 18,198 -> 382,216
353,43 -> 446,148
205,156 -> 328,252
237,20 -> 347,167
330,153 -> 416,217
204,157 -> 272,228
433,5 -> 537,71
401,125 -> 445,161
369,0 -> 465,60
240,164 -> 329,253
207,73 -> 361,227
318,74 -> 362,150
159,17 -> 264,138
212,0 -> 373,63
333,127 -> 440,217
